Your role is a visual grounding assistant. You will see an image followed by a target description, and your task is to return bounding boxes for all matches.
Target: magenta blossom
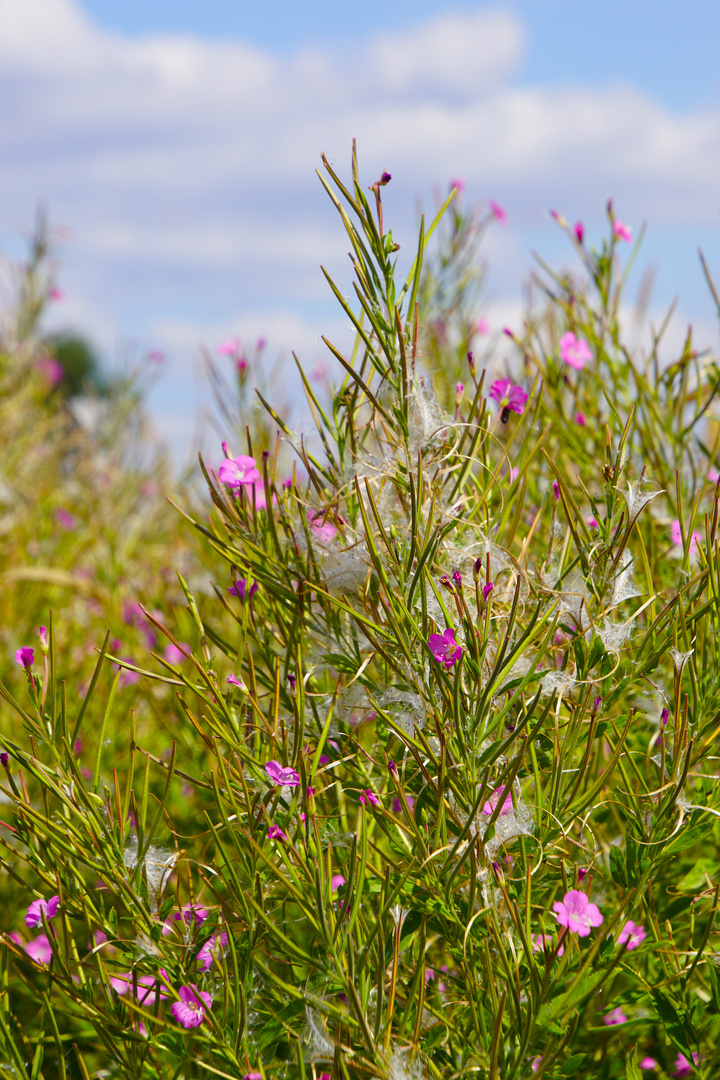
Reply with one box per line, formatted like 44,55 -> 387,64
673,1052 -> 699,1076
428,628 -> 463,669
308,510 -> 337,542
111,972 -> 169,1007
476,317 -> 489,335
162,904 -> 208,937
163,642 -> 191,665
264,760 -> 300,787
671,518 -> 702,557
616,919 -> 646,950
218,454 -> 260,488
331,874 -> 346,892
243,1074 -> 263,1080
24,934 -> 53,964
227,674 -> 247,690
482,785 -> 513,816
640,1058 -> 658,1071
574,221 -> 585,243
197,931 -> 228,972
268,824 -> 286,840
483,581 -> 494,602
575,411 -> 586,425
54,507 -> 76,530
488,199 -> 508,224
360,789 -> 380,807
171,984 -> 212,1029
26,895 -> 60,928
603,1007 -> 628,1025
489,379 -> 527,416
228,579 -> 258,601
559,331 -> 592,370
217,337 -> 241,356
15,647 -> 34,670
552,889 -> 603,937
614,220 -> 632,242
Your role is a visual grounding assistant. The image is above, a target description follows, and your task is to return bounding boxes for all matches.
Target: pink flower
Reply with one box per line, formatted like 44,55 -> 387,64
575,411 -> 586,425
483,581 -> 494,602
488,199 -> 508,224
163,643 -> 191,665
162,905 -> 208,937
228,579 -> 258,601
197,931 -> 228,971
24,934 -> 52,964
26,895 -> 60,928
489,379 -> 527,415
559,331 -> 592,370
671,519 -> 702,557
614,220 -> 632,242
481,785 -> 513,816
617,919 -> 646,950
552,889 -> 603,937
147,349 -> 165,363
450,178 -> 465,194
331,874 -> 346,892
640,1058 -> 658,1071
476,317 -> 489,335
218,454 -> 260,488
574,222 -> 585,243
530,1058 -> 542,1074
217,337 -> 241,356
360,789 -> 380,807
264,760 -> 300,787
587,517 -> 599,529
455,382 -> 464,396
171,984 -> 212,1029
552,480 -> 560,500
49,287 -> 65,301
268,824 -> 286,840
227,674 -> 247,690
709,468 -> 720,484
308,511 -> 337,543
673,1052 -> 698,1076
603,1007 -> 628,1025
530,933 -> 552,953
54,508 -> 76,530
110,972 -> 168,1007
243,1074 -> 263,1080
15,647 -> 34,670
428,628 -> 463,669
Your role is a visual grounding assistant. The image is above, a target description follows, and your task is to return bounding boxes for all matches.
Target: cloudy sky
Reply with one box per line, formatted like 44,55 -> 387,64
3,0 -> 720,458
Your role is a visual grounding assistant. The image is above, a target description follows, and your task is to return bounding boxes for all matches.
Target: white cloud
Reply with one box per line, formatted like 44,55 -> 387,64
2,0 -> 720,458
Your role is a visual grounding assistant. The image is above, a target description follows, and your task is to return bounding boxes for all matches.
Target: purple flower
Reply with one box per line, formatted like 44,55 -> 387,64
54,507 -> 76,530
163,643 -> 191,665
574,221 -> 585,243
489,379 -> 527,416
673,1052 -> 699,1076
162,904 -> 208,936
15,647 -> 34,670
559,331 -> 592,371
228,578 -> 259,601
26,895 -> 60,928
476,317 -> 489,335
482,581 -> 494,602
171,984 -> 212,1029
617,919 -> 646,950
360,789 -> 380,807
24,934 -> 52,964
217,337 -> 241,356
640,1058 -> 658,1071
428,628 -> 463,669
671,518 -> 702,557
603,1007 -> 628,1025
488,199 -> 508,224
264,760 -> 300,787
197,931 -> 228,972
661,707 -> 669,727
481,785 -> 513,817
552,889 -> 603,937
268,825 -> 286,840
227,674 -> 247,690
553,480 -> 560,501
38,627 -> 48,650
308,511 -> 337,542
0,753 -> 7,768
244,1074 -> 263,1080
331,874 -> 346,892
218,454 -> 260,488
575,411 -> 586,425
452,570 -> 462,585
614,220 -> 632,242
110,972 -> 168,1006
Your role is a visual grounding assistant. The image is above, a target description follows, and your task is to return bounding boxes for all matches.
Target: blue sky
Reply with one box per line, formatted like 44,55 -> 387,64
2,0 -> 720,459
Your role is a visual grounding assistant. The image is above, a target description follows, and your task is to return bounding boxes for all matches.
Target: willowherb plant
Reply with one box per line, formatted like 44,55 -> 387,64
2,143 -> 720,1079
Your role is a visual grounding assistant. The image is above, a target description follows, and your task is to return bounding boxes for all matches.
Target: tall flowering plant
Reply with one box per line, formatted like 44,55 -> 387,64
0,146 -> 720,1079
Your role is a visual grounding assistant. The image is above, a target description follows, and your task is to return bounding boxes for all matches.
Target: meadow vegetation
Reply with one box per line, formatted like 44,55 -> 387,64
1,144 -> 720,1079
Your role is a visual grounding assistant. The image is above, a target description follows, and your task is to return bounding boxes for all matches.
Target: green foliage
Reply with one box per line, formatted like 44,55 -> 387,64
1,144 -> 720,1079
